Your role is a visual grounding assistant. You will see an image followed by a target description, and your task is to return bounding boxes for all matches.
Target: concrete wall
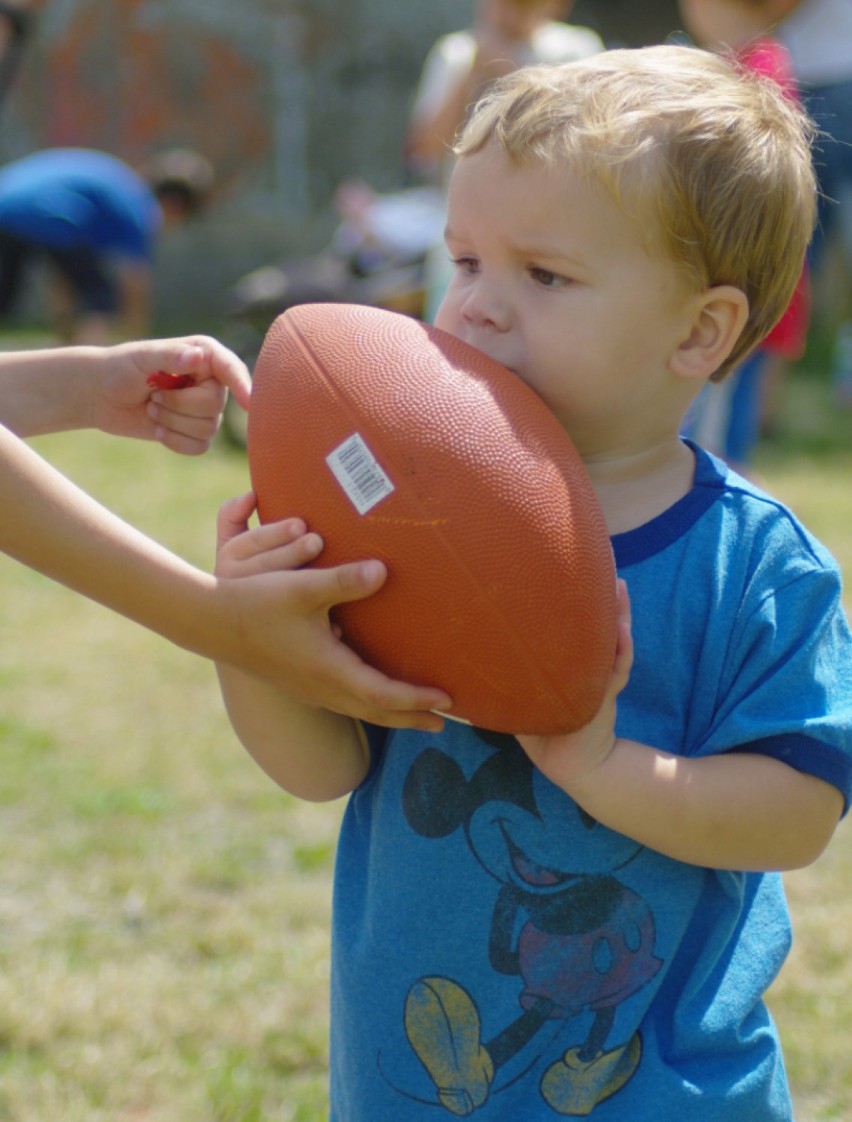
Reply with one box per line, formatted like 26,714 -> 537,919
3,0 -> 680,328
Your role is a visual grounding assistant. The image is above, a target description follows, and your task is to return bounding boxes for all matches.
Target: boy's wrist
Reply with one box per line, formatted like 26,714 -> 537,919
519,730 -> 620,798
556,734 -> 620,797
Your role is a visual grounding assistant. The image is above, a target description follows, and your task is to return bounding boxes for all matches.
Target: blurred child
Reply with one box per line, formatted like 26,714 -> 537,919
0,147 -> 213,344
678,0 -> 809,467
405,0 -> 603,176
777,0 -> 852,405
217,47 -> 851,1120
405,0 -> 603,320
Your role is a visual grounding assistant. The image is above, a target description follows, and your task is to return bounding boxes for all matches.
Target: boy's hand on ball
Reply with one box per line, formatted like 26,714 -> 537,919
518,580 -> 633,789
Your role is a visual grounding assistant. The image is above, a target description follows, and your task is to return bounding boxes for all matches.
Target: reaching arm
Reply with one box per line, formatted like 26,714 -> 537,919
0,427 -> 454,724
0,338 -> 454,720
0,420 -> 235,646
0,334 -> 252,453
518,581 -> 844,872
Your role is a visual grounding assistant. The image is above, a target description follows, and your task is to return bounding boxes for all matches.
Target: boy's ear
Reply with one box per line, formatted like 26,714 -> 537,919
669,285 -> 749,381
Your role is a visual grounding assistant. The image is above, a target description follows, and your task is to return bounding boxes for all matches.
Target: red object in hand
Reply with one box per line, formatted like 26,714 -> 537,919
147,370 -> 195,390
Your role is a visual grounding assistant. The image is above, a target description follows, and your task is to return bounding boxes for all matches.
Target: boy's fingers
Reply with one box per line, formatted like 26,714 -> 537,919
280,559 -> 385,617
217,525 -> 320,578
616,578 -> 631,624
612,579 -> 634,679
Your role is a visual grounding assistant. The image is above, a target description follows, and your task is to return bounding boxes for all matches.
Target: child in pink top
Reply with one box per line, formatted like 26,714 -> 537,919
679,0 -> 809,467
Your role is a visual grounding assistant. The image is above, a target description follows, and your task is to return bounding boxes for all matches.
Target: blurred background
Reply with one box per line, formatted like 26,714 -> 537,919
0,0 -> 679,330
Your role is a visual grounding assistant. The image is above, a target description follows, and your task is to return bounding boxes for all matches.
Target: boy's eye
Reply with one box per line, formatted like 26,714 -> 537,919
530,267 -> 569,289
450,255 -> 478,274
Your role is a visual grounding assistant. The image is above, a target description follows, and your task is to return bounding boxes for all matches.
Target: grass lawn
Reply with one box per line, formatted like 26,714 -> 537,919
752,358 -> 852,1122
0,337 -> 849,1120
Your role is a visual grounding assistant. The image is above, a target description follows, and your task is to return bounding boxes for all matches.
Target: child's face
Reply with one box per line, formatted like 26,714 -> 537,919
435,143 -> 701,458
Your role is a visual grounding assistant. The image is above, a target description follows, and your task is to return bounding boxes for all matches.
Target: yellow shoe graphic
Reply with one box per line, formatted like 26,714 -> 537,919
541,1033 -> 642,1116
405,977 -> 495,1116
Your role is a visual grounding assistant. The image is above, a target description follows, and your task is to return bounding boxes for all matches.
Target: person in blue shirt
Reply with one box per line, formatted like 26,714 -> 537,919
0,146 -> 213,343
213,46 -> 852,1120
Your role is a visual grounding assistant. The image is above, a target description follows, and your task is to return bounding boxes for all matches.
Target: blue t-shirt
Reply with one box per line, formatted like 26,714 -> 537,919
329,444 -> 852,1120
0,148 -> 161,259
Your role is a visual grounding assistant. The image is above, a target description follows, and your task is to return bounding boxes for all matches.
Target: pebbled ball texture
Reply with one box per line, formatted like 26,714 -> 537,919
248,303 -> 617,735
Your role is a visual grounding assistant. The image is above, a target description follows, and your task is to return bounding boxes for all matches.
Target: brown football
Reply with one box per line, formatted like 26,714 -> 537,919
248,303 -> 617,735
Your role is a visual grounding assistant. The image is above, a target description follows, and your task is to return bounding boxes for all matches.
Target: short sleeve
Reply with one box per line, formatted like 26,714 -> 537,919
704,563 -> 852,808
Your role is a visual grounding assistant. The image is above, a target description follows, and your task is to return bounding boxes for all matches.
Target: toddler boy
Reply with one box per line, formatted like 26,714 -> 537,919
216,46 -> 852,1120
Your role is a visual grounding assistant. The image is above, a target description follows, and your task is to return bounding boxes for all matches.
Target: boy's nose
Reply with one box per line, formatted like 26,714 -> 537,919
460,282 -> 511,332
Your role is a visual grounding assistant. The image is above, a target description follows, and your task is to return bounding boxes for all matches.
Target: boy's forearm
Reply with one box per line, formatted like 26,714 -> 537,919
216,663 -> 370,802
564,739 -> 843,871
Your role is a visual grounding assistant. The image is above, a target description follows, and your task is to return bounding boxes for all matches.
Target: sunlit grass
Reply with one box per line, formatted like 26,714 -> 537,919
0,419 -> 339,1121
0,334 -> 849,1119
753,355 -> 852,1122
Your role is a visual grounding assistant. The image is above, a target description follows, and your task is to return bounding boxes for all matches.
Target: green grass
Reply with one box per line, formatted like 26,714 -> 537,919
0,423 -> 339,1121
752,352 -> 852,1122
0,341 -> 850,1120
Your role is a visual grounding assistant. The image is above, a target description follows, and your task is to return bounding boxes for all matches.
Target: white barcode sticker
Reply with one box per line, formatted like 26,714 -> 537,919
325,432 -> 395,515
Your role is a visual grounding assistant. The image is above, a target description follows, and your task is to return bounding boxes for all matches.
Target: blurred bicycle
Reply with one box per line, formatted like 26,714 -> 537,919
222,180 -> 445,446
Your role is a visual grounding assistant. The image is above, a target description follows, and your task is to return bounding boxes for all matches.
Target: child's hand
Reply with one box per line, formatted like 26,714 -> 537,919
517,580 -> 633,789
216,493 -> 326,581
93,335 -> 252,454
215,493 -> 454,730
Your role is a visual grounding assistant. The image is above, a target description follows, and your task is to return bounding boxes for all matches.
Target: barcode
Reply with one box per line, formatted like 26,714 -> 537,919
325,432 -> 395,515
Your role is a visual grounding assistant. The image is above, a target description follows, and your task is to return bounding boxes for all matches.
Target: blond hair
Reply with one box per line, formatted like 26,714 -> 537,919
455,45 -> 817,379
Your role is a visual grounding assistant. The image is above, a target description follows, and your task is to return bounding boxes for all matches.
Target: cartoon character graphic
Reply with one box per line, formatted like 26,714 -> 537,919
397,731 -> 663,1116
